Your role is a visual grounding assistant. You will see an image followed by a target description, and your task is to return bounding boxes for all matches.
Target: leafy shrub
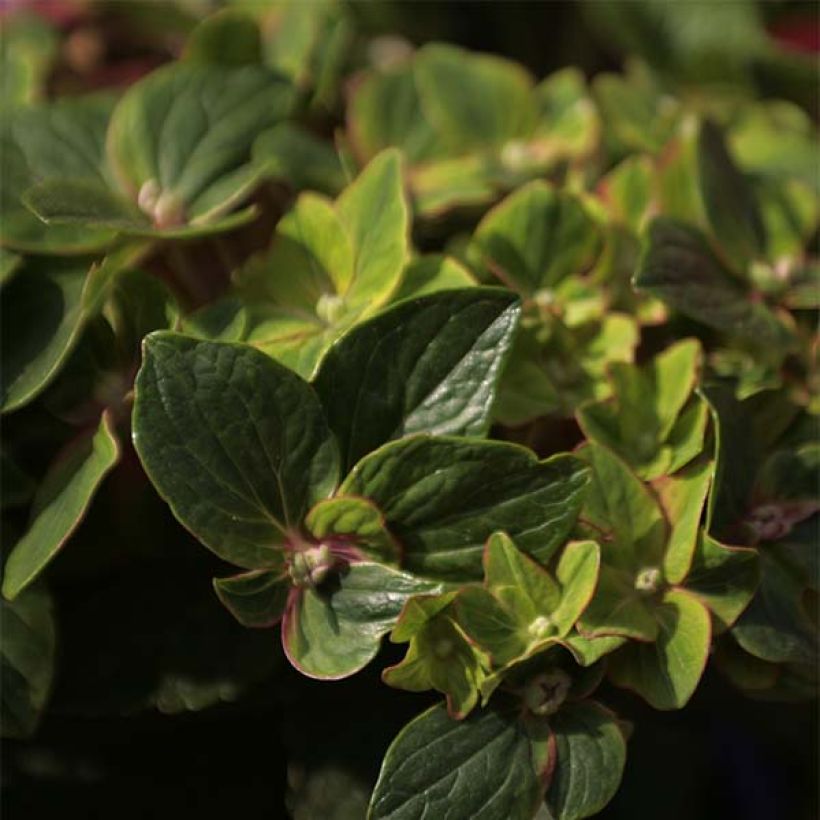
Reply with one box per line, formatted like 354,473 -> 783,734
2,2 -> 817,818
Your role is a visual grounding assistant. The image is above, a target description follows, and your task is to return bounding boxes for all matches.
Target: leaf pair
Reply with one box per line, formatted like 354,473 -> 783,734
369,699 -> 626,820
348,45 -> 598,216
190,149 -> 409,379
132,289 -> 590,679
575,443 -> 758,709
19,62 -> 295,243
576,339 -> 708,479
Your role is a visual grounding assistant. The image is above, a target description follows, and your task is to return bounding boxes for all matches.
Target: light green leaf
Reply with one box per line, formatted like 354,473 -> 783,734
231,149 -> 409,378
1,12 -> 58,106
1,581 -> 56,738
369,703 -> 550,820
654,458 -> 713,585
341,437 -> 590,581
635,219 -> 794,353
3,412 -> 120,600
544,701 -> 627,820
132,333 -> 339,568
334,148 -> 409,306
577,339 -> 703,479
384,597 -> 488,717
577,443 -> 667,572
213,567 -> 290,628
313,288 -> 520,471
414,43 -> 536,152
304,495 -> 400,565
532,67 -> 599,160
390,254 -> 475,303
598,154 -> 654,232
684,533 -> 759,631
1,257 -> 92,413
348,60 -> 439,164
552,540 -> 601,634
608,588 -> 711,710
474,181 -> 601,295
284,563 -> 444,680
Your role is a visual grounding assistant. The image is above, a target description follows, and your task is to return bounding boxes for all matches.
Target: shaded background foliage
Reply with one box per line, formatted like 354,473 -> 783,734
1,1 -> 817,818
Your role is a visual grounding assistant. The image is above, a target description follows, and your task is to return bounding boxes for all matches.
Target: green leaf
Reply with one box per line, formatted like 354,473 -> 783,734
183,9 -> 262,66
313,288 -> 520,471
132,333 -> 339,568
577,443 -> 667,572
106,63 -> 294,226
544,701 -> 627,820
414,43 -> 536,152
384,595 -> 488,717
283,563 -> 444,680
369,703 -> 550,820
459,535 -> 600,668
253,123 -> 347,195
532,67 -> 599,161
213,567 -> 290,628
334,149 -> 409,306
232,149 -> 409,378
562,633 -> 626,667
341,437 -> 590,581
731,542 -> 816,664
654,458 -> 713,585
635,219 -> 793,352
1,257 -> 91,413
576,563 -> 658,642
598,154 -> 654,232
552,540 -> 601,634
0,95 -> 116,253
684,534 -> 759,631
304,495 -> 400,565
389,254 -> 475,303
577,339 -> 704,479
2,412 -> 120,600
608,588 -> 711,710
1,581 -> 56,738
105,268 -> 180,362
347,62 -> 439,164
697,119 -> 766,268
1,12 -> 58,106
474,181 -> 601,295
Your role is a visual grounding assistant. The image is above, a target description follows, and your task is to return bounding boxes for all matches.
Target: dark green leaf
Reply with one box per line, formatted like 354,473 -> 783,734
545,701 -> 627,820
341,437 -> 590,581
132,333 -> 339,568
314,288 -> 520,471
684,534 -> 759,630
636,219 -> 794,352
1,257 -> 91,412
0,95 -> 116,253
697,119 -> 766,268
369,703 -> 549,820
184,9 -> 262,66
3,412 -> 120,600
213,567 -> 290,628
1,581 -> 56,738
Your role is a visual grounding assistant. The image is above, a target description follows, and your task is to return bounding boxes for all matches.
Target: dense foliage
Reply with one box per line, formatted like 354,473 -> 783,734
2,2 -> 817,818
